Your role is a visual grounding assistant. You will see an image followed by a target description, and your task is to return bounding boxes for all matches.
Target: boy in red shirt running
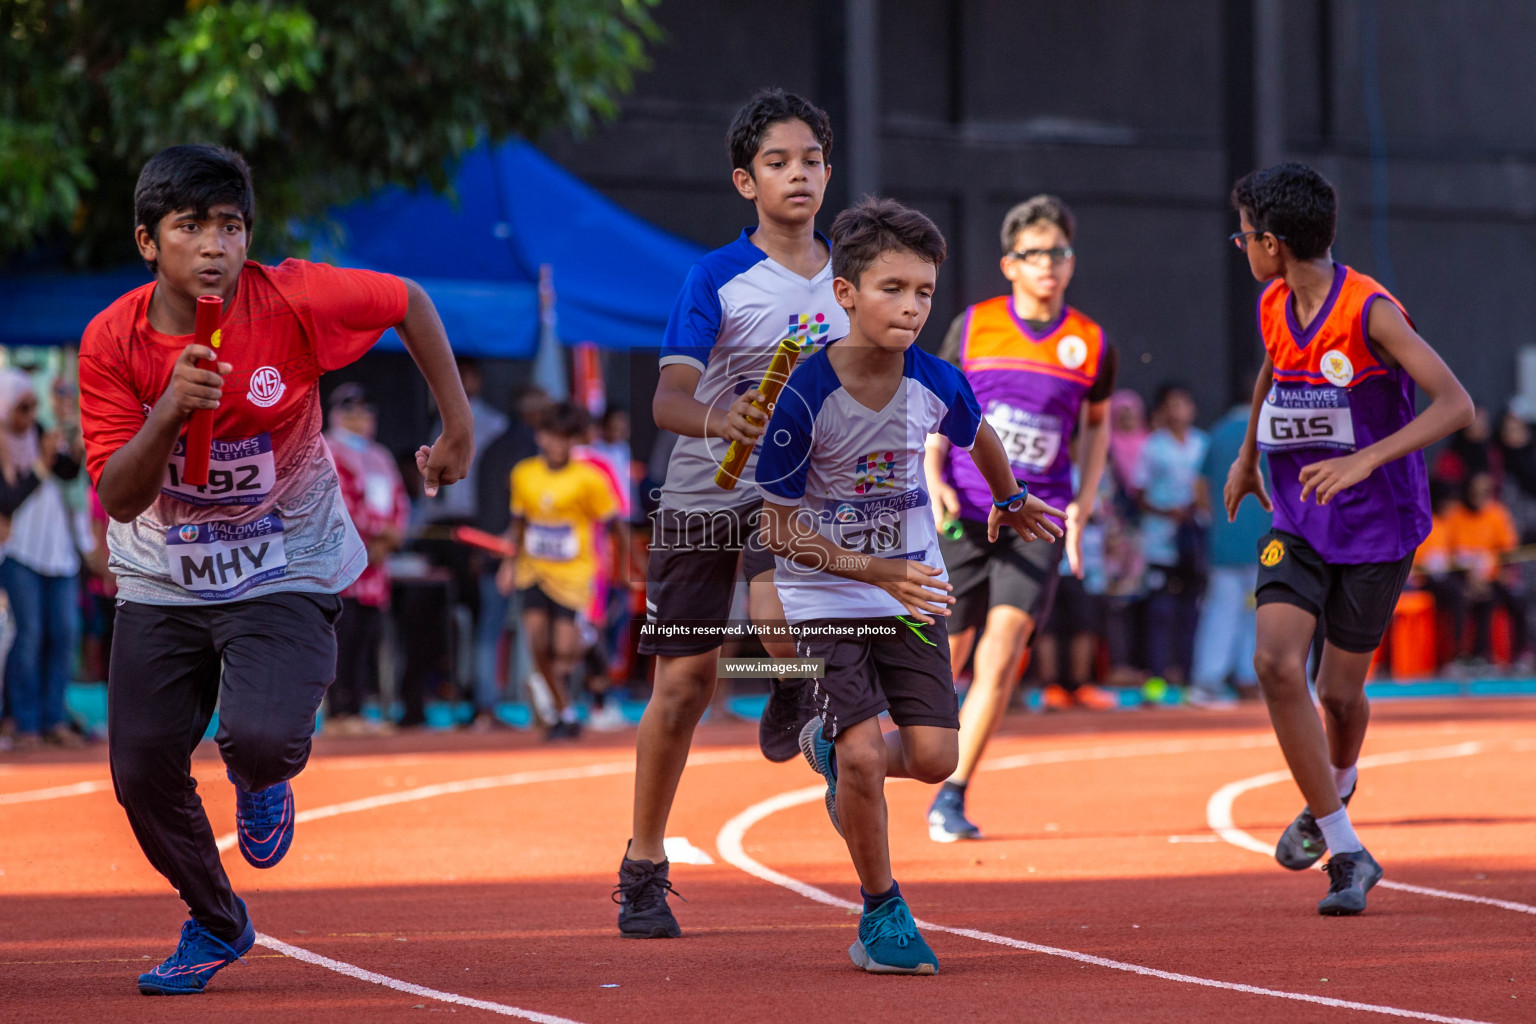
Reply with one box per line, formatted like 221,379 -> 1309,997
79,145 -> 472,994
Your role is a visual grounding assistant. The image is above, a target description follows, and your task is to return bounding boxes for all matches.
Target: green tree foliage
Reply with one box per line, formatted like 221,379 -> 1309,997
1,0 -> 657,265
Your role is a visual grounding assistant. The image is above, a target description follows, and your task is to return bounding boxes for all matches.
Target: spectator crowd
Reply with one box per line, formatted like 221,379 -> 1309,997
2,348 -> 1533,754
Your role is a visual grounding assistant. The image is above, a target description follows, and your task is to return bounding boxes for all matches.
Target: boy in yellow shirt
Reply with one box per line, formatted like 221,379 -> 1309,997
498,402 -> 623,739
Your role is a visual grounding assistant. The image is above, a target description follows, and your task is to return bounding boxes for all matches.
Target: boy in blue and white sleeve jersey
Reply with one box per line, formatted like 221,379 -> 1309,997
756,198 -> 1063,977
617,89 -> 848,941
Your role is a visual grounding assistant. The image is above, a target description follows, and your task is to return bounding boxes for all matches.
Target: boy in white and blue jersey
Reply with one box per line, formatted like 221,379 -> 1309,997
617,89 -> 850,939
757,199 -> 1064,975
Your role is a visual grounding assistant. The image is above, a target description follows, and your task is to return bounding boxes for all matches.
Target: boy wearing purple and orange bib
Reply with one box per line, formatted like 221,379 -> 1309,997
1224,163 -> 1472,915
924,196 -> 1116,841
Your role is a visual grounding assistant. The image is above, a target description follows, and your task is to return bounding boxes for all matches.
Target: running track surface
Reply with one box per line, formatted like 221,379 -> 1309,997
1,699 -> 1531,1023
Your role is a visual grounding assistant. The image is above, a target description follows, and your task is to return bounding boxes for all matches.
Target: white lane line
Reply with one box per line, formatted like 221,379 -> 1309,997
983,734 -> 1278,772
256,932 -> 588,1023
1207,741 -> 1536,915
214,748 -> 757,852
239,749 -> 754,1019
0,780 -> 112,806
716,786 -> 1496,1024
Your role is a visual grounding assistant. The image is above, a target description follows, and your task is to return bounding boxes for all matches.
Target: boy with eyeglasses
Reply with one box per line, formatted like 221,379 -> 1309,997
1224,162 -> 1472,914
922,195 -> 1117,842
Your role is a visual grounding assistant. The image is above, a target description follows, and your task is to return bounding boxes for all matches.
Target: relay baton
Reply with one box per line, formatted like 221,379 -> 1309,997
713,336 -> 802,490
452,525 -> 519,559
181,295 -> 224,487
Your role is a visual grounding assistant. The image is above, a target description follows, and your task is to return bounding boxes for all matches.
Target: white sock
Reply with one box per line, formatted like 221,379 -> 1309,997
1331,764 -> 1358,799
1315,806 -> 1363,855
559,705 -> 577,724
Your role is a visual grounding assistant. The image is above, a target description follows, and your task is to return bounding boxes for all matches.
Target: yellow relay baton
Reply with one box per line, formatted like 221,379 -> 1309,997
714,335 -> 803,489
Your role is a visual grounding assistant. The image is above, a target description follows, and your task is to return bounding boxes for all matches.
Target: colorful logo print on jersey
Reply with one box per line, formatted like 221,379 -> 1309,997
788,313 -> 831,353
855,451 -> 899,494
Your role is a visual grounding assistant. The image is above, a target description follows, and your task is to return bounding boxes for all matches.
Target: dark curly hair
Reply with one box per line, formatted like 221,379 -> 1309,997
134,144 -> 254,273
830,197 -> 946,286
1230,162 -> 1337,261
1000,194 -> 1075,252
726,88 -> 833,175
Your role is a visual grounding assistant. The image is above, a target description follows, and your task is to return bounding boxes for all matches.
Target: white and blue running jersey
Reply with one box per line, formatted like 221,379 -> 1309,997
658,228 -> 849,512
754,342 -> 982,623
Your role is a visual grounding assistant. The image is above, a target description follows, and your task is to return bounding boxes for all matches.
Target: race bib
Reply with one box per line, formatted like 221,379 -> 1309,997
165,514 -> 288,600
822,489 -> 927,559
1256,387 -> 1356,453
164,434 -> 276,507
986,403 -> 1062,472
525,523 -> 580,562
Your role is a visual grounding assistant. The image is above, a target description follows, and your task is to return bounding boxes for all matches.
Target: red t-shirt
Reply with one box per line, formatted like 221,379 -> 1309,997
79,260 -> 408,605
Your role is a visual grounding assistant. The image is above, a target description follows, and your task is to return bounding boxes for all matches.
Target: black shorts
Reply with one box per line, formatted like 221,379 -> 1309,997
792,616 -> 960,741
1047,573 -> 1106,637
638,502 -> 776,657
519,585 -> 578,620
940,518 -> 1065,634
1254,529 -> 1414,653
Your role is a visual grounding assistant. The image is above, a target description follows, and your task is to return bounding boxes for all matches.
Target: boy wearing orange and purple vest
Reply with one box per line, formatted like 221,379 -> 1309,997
1224,163 -> 1472,915
924,196 -> 1116,841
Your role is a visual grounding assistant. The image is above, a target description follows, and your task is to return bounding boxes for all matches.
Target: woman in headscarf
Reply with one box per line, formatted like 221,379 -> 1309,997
0,368 -> 85,751
1106,389 -> 1149,497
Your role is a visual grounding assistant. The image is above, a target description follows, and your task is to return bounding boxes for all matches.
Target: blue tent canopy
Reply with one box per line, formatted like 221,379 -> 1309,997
323,139 -> 701,358
0,141 -> 699,357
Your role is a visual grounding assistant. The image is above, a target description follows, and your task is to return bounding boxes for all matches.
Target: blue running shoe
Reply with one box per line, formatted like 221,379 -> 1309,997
137,900 -> 255,995
799,717 -> 841,837
849,897 -> 937,975
926,787 -> 982,843
229,770 -> 295,869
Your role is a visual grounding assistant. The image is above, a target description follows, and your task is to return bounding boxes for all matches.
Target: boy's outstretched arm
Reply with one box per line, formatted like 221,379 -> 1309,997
1297,302 -> 1473,505
967,421 -> 1067,543
1224,355 -> 1274,522
1065,400 -> 1111,577
653,363 -> 766,444
758,499 -> 954,623
396,278 -> 474,496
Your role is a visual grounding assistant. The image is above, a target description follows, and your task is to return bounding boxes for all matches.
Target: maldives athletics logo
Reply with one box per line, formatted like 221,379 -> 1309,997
247,366 -> 286,409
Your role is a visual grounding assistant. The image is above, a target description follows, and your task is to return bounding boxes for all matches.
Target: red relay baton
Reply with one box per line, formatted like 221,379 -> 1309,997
181,295 -> 224,486
452,525 -> 518,559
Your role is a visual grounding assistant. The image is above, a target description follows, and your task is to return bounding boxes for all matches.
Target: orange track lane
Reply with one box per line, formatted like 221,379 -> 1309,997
1,699 -> 1532,1023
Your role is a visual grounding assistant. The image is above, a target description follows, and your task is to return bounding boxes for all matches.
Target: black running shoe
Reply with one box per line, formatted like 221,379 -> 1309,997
759,677 -> 814,763
1317,848 -> 1382,916
1275,785 -> 1354,871
614,854 -> 683,938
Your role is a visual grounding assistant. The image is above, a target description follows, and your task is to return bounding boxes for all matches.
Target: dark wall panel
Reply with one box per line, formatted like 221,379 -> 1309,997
537,0 -> 1536,426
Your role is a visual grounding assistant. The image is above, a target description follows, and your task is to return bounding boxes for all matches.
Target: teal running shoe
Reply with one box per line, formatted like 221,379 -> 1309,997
798,716 -> 841,836
137,899 -> 254,995
849,897 -> 938,975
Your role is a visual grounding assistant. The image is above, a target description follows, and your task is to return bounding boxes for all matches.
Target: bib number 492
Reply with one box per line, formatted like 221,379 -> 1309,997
166,462 -> 262,496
